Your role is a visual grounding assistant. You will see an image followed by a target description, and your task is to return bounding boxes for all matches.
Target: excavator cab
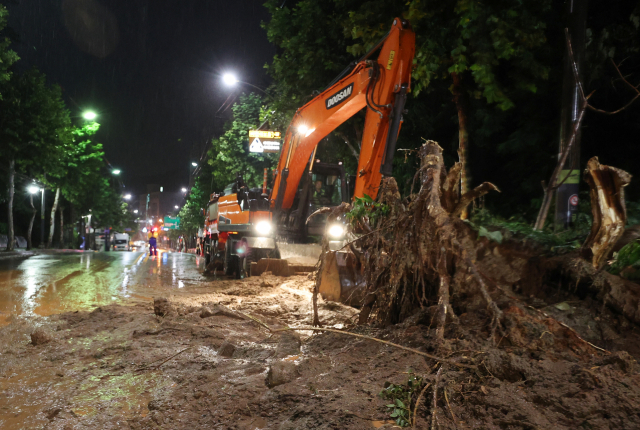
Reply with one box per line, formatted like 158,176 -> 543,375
279,161 -> 347,241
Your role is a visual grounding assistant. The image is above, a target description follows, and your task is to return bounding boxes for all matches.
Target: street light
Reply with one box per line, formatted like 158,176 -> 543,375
181,187 -> 187,192
83,111 -> 97,120
191,162 -> 198,167
222,73 -> 239,86
175,205 -> 179,209
112,169 -> 121,175
133,209 -> 139,214
221,72 -> 267,95
28,184 -> 45,247
123,194 -> 132,200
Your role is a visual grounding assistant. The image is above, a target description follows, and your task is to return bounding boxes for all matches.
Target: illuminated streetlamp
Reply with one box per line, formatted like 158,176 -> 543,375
175,205 -> 179,209
221,72 -> 267,95
191,162 -> 198,167
83,111 -> 97,121
133,209 -> 139,214
27,184 -> 45,248
222,73 -> 239,86
123,194 -> 132,200
112,169 -> 121,175
181,187 -> 187,192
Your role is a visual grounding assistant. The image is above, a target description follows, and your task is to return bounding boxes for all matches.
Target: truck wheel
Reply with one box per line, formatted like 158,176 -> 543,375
235,256 -> 246,280
223,243 -> 235,276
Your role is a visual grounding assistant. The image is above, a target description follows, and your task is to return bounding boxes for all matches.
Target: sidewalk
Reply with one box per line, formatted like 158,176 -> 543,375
0,248 -> 94,260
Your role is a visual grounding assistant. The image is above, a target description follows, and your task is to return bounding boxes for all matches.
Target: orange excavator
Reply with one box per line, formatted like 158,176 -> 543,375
271,17 -> 415,236
269,17 -> 415,301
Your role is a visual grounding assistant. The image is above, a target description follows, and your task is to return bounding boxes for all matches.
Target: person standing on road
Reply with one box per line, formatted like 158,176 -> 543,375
148,229 -> 158,256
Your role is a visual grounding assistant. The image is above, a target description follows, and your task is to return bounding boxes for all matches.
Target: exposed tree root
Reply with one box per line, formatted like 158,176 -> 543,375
352,141 -> 501,342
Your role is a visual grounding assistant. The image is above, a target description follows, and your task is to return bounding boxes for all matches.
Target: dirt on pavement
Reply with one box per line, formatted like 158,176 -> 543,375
1,259 -> 640,429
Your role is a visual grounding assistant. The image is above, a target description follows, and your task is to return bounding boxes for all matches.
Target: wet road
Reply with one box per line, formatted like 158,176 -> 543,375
0,249 -> 206,326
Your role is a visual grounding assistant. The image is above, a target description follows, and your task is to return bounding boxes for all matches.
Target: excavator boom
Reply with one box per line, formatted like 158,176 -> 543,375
271,18 -> 415,211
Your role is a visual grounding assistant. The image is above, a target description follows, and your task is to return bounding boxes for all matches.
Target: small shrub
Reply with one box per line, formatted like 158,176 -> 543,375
379,372 -> 423,427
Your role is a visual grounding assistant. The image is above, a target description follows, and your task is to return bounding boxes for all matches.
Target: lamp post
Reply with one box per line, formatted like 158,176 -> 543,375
83,111 -> 97,121
27,185 -> 42,250
221,72 -> 267,95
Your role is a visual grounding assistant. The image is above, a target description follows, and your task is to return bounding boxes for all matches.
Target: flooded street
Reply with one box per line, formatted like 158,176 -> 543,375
0,250 -> 206,326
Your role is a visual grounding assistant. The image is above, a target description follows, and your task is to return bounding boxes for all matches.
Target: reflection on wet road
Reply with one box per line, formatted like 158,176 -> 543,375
0,250 -> 205,325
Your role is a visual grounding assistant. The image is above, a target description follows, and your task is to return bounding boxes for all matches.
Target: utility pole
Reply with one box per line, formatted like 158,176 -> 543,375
555,0 -> 588,229
40,188 -> 45,248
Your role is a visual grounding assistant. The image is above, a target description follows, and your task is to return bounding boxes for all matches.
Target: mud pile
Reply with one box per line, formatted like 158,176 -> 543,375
0,263 -> 638,429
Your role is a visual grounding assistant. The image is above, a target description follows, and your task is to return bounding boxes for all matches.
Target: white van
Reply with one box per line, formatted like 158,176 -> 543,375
112,233 -> 131,251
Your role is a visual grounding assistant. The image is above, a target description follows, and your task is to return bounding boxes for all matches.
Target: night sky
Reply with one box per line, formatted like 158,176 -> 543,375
6,0 -> 275,194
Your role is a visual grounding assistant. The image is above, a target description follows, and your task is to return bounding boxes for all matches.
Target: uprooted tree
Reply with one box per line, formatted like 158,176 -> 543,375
313,140 -> 502,341
315,140 -> 638,341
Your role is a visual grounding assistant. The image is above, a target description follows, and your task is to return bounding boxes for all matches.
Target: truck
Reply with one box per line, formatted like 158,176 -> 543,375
202,173 -> 280,279
112,232 -> 131,251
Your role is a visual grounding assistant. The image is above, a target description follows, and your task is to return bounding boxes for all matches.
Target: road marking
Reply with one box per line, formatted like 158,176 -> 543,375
134,253 -> 145,265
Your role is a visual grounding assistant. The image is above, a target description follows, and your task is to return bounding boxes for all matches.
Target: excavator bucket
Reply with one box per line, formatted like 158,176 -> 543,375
318,250 -> 365,306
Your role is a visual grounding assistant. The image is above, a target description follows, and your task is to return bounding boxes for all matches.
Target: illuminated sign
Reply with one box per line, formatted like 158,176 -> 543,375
164,216 -> 181,229
249,130 -> 281,139
249,137 -> 280,153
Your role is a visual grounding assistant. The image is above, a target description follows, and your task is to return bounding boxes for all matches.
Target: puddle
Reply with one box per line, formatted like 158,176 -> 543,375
371,420 -> 399,428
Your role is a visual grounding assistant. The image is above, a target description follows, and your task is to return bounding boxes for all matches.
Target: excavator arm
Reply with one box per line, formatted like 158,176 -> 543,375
271,18 -> 415,211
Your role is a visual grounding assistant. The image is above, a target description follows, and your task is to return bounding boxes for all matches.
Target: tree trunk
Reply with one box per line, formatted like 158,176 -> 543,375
6,159 -> 15,251
47,188 -> 60,248
451,72 -> 470,219
59,206 -> 64,249
27,194 -> 36,250
581,157 -> 631,269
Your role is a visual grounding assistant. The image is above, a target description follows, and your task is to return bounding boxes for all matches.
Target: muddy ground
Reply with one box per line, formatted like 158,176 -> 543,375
2,245 -> 640,429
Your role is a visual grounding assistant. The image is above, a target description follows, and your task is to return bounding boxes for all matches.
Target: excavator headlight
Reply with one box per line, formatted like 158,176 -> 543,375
328,224 -> 345,239
255,221 -> 272,235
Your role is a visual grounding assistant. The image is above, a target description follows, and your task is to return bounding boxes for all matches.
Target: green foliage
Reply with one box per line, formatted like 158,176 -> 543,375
345,193 -> 389,229
468,208 -> 590,252
0,68 -> 72,175
379,372 -> 423,427
343,0 -> 551,107
177,180 -> 208,235
207,93 -> 278,190
609,240 -> 640,280
0,5 -> 19,99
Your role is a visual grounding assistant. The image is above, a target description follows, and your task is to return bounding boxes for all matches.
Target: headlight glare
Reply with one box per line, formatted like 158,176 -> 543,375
255,221 -> 272,235
328,224 -> 345,238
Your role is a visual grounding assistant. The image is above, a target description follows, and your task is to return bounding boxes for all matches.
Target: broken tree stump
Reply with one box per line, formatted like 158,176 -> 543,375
581,157 -> 632,269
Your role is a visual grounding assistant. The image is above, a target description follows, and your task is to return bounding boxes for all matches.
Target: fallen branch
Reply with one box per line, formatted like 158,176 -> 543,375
137,346 -> 193,371
270,327 -> 476,369
412,382 -> 432,427
444,386 -> 459,430
430,366 -> 443,430
236,314 -> 477,369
